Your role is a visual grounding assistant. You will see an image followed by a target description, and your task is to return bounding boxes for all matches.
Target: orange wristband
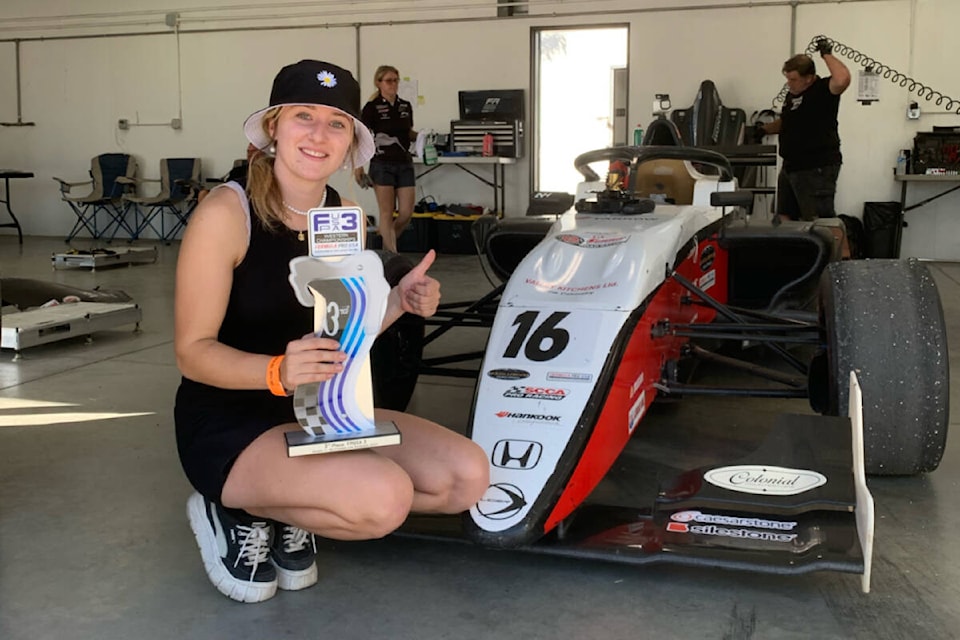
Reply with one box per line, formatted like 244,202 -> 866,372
266,355 -> 287,396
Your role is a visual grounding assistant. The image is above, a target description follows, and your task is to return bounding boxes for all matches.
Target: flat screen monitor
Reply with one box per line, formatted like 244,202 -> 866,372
458,89 -> 525,121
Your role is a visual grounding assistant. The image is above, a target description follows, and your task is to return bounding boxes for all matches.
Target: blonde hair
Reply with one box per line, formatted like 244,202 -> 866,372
246,106 -> 358,232
368,65 -> 400,102
247,108 -> 285,231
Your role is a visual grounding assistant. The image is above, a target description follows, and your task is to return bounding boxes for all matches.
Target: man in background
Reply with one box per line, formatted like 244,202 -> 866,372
759,38 -> 851,223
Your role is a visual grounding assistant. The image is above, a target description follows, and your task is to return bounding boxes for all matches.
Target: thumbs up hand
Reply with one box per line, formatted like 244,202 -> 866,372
397,250 -> 441,317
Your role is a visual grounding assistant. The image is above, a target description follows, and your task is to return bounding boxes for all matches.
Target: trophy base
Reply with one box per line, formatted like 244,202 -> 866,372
285,421 -> 401,457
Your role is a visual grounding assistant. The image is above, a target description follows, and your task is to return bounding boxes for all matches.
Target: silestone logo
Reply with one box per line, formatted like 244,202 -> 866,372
665,521 -> 798,543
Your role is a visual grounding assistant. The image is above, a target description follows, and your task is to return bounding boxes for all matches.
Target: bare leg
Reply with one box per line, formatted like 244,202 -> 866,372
393,186 -> 417,241
375,185 -> 398,252
221,412 -> 489,540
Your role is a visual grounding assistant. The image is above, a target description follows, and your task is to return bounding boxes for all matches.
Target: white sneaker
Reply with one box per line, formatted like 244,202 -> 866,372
270,522 -> 319,591
186,492 -> 277,603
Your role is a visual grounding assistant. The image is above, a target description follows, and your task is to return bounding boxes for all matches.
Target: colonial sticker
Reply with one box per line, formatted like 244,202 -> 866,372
704,465 -> 827,496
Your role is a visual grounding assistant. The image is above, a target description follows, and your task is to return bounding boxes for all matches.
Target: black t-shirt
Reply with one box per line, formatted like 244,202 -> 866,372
361,95 -> 414,164
779,76 -> 842,171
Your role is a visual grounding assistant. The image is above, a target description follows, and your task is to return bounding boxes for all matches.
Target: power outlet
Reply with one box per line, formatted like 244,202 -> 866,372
907,101 -> 921,120
118,118 -> 129,130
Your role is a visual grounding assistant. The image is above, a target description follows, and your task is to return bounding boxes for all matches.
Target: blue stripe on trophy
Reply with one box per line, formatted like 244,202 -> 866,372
335,277 -> 367,431
317,277 -> 368,433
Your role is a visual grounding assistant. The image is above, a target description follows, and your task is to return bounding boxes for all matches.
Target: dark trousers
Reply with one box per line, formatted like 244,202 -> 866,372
776,164 -> 841,221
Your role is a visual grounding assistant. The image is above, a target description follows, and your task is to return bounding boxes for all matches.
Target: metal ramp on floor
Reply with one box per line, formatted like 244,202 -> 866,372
51,246 -> 157,270
1,302 -> 141,359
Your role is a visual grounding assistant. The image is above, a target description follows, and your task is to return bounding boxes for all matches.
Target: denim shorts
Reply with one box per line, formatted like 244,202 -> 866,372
369,161 -> 416,188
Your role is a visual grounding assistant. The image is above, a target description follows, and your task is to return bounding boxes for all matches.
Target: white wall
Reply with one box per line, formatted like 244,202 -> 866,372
1,0 -> 959,258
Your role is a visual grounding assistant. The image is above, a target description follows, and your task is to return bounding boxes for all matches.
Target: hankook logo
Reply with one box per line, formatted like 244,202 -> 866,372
495,411 -> 561,422
476,483 -> 526,520
704,465 -> 827,496
491,440 -> 543,469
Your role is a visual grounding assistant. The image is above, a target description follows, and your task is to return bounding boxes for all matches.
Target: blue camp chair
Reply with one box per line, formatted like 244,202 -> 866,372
121,158 -> 202,243
53,154 -> 138,242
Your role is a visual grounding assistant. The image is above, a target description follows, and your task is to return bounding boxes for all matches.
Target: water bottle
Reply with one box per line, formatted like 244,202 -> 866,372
633,125 -> 644,146
896,150 -> 906,176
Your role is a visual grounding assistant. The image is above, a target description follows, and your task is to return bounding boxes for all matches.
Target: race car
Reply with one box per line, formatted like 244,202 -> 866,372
371,144 -> 949,592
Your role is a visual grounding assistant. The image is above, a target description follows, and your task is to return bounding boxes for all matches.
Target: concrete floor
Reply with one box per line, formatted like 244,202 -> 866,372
1,234 -> 959,640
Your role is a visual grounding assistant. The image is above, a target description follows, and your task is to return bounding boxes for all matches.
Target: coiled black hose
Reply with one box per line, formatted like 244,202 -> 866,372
771,35 -> 960,115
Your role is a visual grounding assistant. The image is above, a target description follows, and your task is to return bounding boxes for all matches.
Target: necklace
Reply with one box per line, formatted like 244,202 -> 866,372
283,189 -> 327,240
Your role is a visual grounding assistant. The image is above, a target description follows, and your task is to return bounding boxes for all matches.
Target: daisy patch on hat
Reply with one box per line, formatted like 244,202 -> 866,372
317,71 -> 338,88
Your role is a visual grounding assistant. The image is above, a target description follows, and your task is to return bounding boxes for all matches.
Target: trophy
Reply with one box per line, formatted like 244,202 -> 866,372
285,206 -> 401,456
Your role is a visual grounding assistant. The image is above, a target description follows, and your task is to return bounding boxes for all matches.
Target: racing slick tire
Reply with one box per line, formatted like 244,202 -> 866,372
819,259 -> 949,475
370,251 -> 424,411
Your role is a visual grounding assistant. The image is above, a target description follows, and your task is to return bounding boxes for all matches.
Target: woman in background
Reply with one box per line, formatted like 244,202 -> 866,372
355,65 -> 417,253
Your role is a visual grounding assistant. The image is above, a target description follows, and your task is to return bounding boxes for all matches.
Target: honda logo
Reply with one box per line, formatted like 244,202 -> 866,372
491,439 -> 543,470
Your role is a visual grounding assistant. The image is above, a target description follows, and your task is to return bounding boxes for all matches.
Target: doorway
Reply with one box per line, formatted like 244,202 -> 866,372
532,25 -> 629,193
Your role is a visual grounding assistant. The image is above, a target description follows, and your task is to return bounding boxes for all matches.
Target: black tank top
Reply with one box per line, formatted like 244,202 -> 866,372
178,183 -> 342,404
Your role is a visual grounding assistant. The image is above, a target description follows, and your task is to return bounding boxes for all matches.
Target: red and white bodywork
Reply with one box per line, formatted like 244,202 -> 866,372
465,183 -> 737,547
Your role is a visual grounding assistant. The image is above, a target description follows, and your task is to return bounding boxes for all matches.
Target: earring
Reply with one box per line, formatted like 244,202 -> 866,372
267,142 -> 277,156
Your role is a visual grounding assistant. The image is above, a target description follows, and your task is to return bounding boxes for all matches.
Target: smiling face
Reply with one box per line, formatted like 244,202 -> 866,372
268,104 -> 354,184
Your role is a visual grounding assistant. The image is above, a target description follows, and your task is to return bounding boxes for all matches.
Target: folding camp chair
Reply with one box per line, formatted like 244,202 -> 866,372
53,154 -> 138,242
121,158 -> 202,243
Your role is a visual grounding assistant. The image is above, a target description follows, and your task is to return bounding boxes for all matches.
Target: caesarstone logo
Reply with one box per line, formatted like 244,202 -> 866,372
669,510 -> 797,531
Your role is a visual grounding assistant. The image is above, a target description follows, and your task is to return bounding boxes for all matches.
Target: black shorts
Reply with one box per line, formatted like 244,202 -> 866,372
776,164 -> 840,221
175,379 -> 296,501
369,160 -> 416,188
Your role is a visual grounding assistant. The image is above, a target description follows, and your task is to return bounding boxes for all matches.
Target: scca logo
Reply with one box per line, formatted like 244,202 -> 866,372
502,386 -> 568,401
